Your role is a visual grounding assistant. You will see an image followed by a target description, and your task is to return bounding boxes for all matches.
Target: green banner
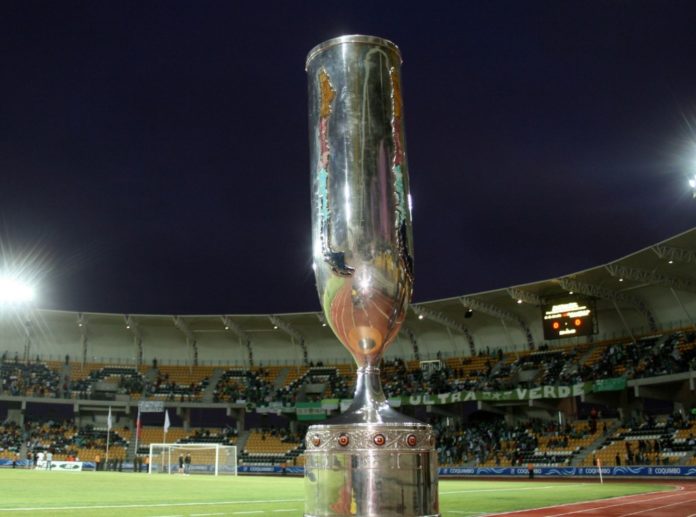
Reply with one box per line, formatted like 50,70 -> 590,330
398,382 -> 590,406
592,377 -> 626,392
295,401 -> 327,421
290,382 -> 603,416
321,399 -> 339,411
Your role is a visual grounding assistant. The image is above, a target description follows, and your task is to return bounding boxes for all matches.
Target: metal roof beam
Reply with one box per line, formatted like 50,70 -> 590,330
411,305 -> 466,334
269,315 -> 307,364
605,264 -> 696,294
77,313 -> 88,364
172,316 -> 195,342
268,315 -> 304,343
400,327 -> 420,360
460,297 -> 519,323
221,316 -> 251,343
459,297 -> 534,349
173,316 -> 198,365
558,277 -> 657,332
652,245 -> 696,265
506,288 -> 544,306
124,315 -> 141,340
125,315 -> 142,366
221,316 -> 254,367
411,304 -> 476,354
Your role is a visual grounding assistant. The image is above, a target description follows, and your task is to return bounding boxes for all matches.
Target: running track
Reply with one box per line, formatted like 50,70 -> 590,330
490,483 -> 696,516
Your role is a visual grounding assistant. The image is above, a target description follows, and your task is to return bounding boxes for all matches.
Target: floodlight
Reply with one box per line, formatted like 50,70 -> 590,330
689,178 -> 696,189
0,275 -> 35,304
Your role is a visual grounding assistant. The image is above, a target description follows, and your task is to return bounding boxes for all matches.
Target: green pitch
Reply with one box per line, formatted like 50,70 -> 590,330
0,470 -> 671,516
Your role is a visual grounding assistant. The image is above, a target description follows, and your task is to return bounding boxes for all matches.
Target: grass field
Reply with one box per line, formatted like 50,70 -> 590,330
0,470 -> 672,516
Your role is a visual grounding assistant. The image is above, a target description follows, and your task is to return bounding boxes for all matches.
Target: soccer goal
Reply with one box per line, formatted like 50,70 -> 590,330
148,443 -> 237,475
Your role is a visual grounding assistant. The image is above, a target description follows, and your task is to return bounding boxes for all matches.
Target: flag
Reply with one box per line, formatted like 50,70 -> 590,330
163,409 -> 170,434
107,406 -> 112,431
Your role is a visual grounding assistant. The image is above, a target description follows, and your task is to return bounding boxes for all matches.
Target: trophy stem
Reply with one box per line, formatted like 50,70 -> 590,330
326,366 -> 421,425
345,366 -> 388,422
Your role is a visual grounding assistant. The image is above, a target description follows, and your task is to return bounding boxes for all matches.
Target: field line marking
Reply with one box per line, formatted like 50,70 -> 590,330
441,484 -> 587,495
545,488 -> 692,516
0,498 -> 304,512
482,485 -> 681,516
618,497 -> 696,516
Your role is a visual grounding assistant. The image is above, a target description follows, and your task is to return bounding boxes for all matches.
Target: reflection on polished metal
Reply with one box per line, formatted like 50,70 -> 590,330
305,35 -> 439,517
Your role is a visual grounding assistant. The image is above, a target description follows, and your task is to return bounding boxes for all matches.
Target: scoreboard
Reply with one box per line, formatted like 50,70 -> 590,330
542,298 -> 596,340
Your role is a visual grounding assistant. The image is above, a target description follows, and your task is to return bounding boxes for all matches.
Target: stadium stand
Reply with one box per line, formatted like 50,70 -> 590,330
239,428 -> 304,467
2,230 -> 696,476
583,412 -> 696,467
213,368 -> 275,405
0,359 -> 61,398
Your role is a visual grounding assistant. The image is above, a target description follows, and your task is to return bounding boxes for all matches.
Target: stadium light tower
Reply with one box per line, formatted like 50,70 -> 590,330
690,175 -> 696,198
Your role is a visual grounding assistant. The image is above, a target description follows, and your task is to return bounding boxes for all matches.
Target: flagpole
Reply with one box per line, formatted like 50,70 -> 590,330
106,428 -> 111,467
105,406 -> 112,469
134,407 -> 141,459
162,409 -> 170,473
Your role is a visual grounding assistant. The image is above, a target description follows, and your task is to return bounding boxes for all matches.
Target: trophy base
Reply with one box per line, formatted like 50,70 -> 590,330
305,514 -> 440,517
304,421 -> 440,517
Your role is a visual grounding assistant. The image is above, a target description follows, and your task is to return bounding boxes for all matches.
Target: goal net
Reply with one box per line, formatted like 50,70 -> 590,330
148,443 -> 237,475
419,359 -> 442,380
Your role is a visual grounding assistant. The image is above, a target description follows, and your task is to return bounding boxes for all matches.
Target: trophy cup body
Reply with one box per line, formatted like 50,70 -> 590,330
305,35 -> 439,517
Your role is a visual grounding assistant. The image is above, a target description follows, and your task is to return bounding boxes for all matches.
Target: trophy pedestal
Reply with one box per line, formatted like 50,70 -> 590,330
304,369 -> 440,517
304,421 -> 440,517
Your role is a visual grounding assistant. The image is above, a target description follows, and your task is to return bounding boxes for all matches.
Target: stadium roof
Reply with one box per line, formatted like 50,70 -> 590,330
13,226 -> 695,359
407,226 -> 696,347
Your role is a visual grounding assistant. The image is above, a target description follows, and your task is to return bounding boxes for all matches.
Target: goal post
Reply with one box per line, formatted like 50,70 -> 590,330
148,443 -> 237,475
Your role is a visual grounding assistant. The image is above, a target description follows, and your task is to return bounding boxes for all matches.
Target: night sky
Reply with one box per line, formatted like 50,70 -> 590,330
1,1 -> 695,315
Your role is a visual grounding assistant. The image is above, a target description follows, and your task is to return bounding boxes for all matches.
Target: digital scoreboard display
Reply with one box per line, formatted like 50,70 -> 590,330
542,299 -> 595,340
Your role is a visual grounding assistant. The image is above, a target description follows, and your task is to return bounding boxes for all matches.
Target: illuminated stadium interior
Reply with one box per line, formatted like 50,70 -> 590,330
1,227 -> 696,479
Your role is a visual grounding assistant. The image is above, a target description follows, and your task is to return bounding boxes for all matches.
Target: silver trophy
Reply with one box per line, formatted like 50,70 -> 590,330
305,35 -> 439,517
